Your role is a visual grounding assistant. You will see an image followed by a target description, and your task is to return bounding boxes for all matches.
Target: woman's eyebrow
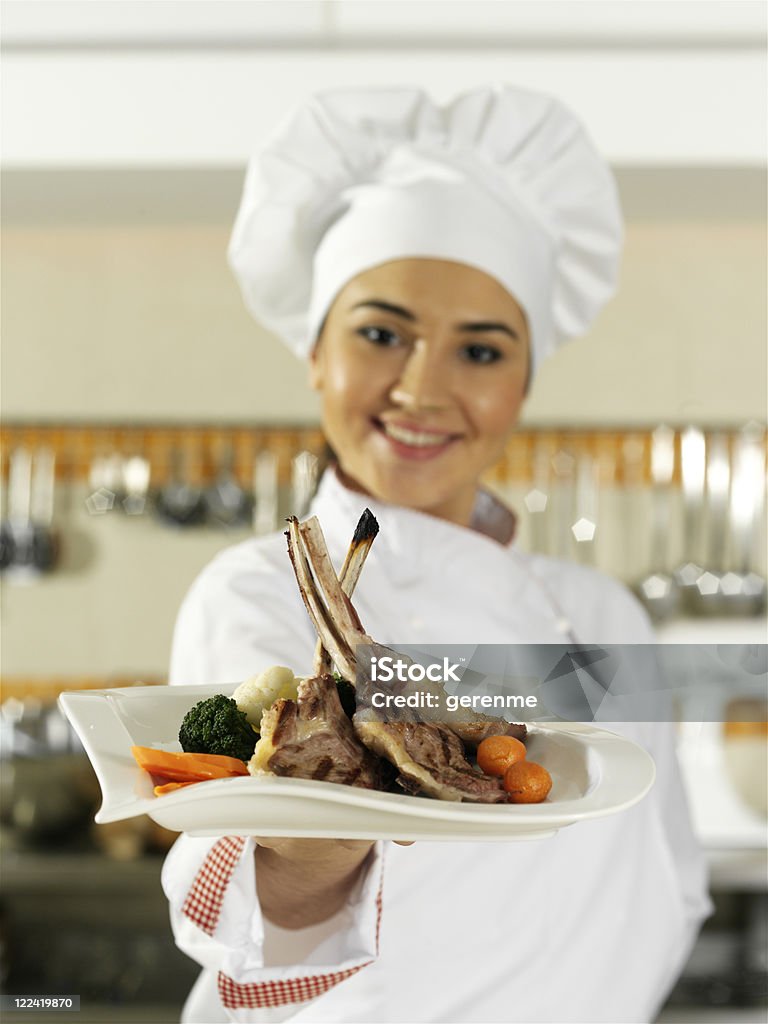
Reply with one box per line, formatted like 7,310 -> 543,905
351,300 -> 416,321
350,302 -> 520,341
459,321 -> 521,341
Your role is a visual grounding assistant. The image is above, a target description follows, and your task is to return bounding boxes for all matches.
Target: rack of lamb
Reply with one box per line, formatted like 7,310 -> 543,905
250,510 -> 526,803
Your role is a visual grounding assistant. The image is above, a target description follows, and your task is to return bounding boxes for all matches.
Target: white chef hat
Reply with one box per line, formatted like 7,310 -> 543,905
228,84 -> 623,372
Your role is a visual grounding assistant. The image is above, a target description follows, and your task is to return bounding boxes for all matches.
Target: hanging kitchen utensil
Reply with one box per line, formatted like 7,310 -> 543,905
0,454 -> 14,571
121,454 -> 151,516
550,447 -> 576,560
202,443 -> 252,528
635,426 -> 680,621
1,697 -> 47,757
523,435 -> 550,554
29,446 -> 59,572
6,447 -> 37,579
571,450 -> 598,565
0,698 -> 25,760
675,426 -> 707,610
155,439 -> 205,527
718,424 -> 767,616
593,434 -> 620,577
290,449 -> 318,519
253,448 -> 279,535
688,432 -> 730,615
85,450 -> 123,515
620,434 -> 647,586
44,703 -> 75,755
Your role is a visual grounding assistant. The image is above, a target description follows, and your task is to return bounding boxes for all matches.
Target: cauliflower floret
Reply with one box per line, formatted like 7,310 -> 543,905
233,666 -> 300,729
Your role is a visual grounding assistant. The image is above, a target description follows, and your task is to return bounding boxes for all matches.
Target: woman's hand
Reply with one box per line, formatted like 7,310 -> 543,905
254,837 -> 376,929
254,837 -> 412,929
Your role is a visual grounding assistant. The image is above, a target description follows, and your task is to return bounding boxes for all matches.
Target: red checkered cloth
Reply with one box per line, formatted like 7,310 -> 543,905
182,835 -> 247,935
217,860 -> 385,1010
217,961 -> 374,1010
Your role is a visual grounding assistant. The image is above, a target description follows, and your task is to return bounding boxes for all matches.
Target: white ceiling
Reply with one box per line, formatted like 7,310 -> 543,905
2,1 -> 765,46
1,2 -> 765,167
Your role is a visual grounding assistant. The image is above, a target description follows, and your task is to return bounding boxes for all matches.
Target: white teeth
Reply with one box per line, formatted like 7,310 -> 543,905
382,423 -> 451,448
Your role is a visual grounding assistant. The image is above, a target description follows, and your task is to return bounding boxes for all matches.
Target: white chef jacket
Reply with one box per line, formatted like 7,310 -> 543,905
163,469 -> 710,1024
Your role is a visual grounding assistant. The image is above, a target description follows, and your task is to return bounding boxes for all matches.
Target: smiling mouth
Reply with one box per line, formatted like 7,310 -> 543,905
374,419 -> 459,449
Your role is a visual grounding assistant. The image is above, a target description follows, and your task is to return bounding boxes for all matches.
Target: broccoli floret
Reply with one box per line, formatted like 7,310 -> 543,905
179,694 -> 257,762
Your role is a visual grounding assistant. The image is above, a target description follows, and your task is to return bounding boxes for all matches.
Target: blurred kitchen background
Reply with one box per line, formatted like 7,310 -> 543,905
1,2 -> 766,1022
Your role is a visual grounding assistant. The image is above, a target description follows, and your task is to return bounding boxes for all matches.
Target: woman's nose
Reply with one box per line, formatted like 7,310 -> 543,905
389,339 -> 449,411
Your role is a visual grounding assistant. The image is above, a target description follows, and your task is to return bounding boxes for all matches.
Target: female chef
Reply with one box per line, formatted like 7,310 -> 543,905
162,85 -> 710,1024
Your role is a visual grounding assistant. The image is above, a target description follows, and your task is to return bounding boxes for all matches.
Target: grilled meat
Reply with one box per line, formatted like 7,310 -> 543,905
449,720 -> 527,751
251,673 -> 386,789
354,717 -> 507,803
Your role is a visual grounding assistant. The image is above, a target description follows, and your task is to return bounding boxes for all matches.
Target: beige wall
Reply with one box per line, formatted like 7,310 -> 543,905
3,168 -> 766,426
1,224 -> 316,425
2,216 -> 765,425
526,220 -> 767,426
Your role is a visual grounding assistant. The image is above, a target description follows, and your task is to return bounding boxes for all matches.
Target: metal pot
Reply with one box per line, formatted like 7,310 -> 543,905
0,754 -> 100,845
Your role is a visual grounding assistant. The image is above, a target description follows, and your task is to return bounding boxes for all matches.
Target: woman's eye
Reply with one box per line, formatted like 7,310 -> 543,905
461,343 -> 503,365
356,326 -> 402,347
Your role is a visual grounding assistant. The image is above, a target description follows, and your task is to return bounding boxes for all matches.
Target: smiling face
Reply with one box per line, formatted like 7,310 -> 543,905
309,258 -> 531,527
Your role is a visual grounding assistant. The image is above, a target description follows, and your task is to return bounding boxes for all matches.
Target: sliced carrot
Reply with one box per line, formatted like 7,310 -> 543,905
131,746 -> 248,782
181,752 -> 249,775
154,780 -> 199,796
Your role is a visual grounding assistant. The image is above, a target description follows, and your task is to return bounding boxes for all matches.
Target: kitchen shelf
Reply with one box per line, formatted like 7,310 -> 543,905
0,423 -> 327,487
2,422 -> 765,487
0,676 -> 165,703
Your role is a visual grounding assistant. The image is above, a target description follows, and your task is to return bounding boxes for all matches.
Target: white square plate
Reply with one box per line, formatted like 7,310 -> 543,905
60,683 -> 655,841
